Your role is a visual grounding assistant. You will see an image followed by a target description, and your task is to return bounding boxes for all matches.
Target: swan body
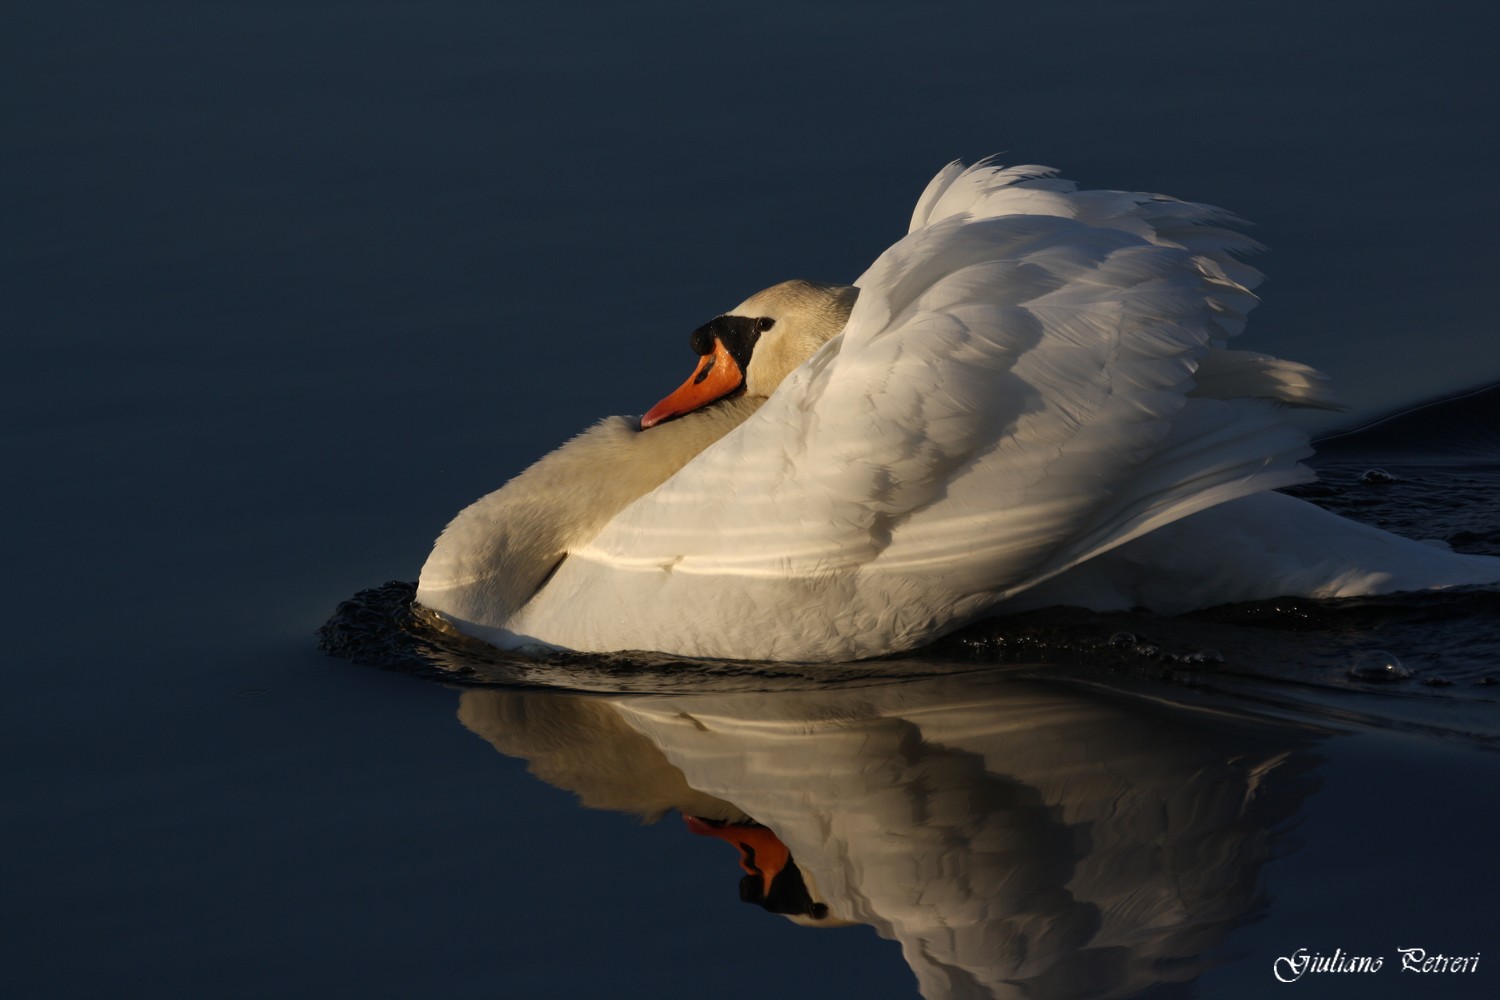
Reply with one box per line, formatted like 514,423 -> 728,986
418,160 -> 1500,661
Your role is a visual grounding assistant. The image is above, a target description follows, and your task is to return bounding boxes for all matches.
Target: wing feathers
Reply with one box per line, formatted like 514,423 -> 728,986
517,160 -> 1335,658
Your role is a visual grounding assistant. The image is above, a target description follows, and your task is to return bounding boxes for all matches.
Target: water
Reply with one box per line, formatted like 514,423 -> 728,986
7,1 -> 1500,997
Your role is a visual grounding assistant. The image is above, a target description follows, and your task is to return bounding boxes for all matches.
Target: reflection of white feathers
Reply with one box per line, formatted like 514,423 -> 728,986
421,161 -> 1500,661
455,692 -> 743,823
460,677 -> 1318,1000
614,681 -> 1315,1000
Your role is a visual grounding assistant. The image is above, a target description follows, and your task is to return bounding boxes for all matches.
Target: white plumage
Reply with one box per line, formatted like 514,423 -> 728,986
418,160 -> 1500,661
457,675 -> 1316,1000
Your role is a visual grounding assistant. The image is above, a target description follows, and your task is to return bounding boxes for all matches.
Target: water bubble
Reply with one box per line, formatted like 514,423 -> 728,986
1108,632 -> 1137,648
1347,649 -> 1412,682
1180,648 -> 1224,666
1360,468 -> 1398,484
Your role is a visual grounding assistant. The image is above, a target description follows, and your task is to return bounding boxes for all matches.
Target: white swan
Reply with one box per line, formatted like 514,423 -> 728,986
418,160 -> 1500,661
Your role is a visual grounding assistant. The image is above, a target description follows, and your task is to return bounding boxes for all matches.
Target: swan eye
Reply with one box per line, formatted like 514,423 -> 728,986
755,317 -> 775,333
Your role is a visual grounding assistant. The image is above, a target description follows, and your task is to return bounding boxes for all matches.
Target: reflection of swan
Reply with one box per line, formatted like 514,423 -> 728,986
418,160 -> 1500,661
457,675 -> 1322,1000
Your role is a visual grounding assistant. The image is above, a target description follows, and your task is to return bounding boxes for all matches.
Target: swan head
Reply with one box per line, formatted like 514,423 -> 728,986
640,279 -> 857,429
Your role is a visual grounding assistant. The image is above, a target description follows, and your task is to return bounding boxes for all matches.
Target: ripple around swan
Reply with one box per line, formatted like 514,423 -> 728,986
321,384 -> 1500,739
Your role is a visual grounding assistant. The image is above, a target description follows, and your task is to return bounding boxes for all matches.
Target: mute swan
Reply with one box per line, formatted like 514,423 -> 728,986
418,160 -> 1500,661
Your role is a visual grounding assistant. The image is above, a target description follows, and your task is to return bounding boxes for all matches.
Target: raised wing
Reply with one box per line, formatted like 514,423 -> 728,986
509,162 -> 1319,659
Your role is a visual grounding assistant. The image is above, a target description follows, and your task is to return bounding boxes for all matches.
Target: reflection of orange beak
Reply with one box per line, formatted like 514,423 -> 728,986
683,816 -> 791,897
640,338 -> 745,429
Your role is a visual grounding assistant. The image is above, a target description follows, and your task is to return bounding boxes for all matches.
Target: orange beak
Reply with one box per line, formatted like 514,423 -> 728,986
683,816 -> 792,897
640,338 -> 746,429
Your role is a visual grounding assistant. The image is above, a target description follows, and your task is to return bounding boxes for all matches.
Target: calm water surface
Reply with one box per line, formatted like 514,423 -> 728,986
7,1 -> 1499,997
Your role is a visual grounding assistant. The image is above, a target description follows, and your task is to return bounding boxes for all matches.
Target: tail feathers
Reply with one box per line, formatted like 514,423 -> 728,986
1017,398 -> 1317,594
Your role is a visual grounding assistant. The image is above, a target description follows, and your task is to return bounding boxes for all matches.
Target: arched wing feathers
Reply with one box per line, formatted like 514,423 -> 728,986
526,162 -> 1322,658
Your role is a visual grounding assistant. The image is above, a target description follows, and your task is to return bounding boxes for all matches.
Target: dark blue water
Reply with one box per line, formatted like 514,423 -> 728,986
7,2 -> 1499,997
